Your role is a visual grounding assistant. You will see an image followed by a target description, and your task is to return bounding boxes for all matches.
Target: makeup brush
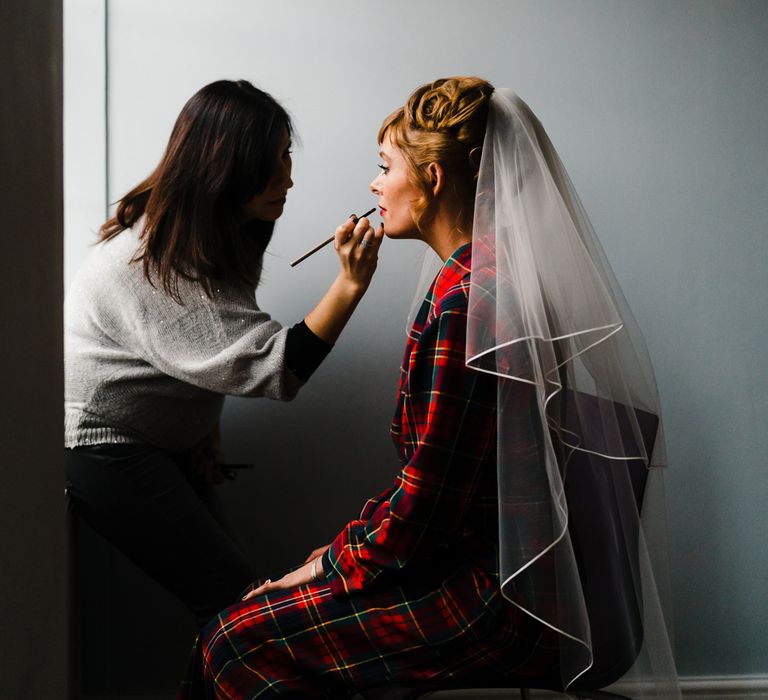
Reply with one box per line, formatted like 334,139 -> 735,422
290,207 -> 376,267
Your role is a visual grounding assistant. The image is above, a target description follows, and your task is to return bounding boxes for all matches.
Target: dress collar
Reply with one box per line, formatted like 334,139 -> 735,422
432,243 -> 472,298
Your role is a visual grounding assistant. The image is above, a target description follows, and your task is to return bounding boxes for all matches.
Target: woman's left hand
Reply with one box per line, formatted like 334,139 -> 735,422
242,556 -> 324,601
303,544 -> 330,564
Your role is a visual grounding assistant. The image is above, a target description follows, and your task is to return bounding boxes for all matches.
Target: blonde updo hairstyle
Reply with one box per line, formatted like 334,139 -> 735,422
378,76 -> 494,230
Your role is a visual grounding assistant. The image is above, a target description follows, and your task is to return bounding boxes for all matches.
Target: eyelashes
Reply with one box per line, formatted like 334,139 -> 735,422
377,164 -> 389,173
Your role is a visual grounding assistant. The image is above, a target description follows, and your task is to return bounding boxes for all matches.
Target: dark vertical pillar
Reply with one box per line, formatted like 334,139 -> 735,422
0,0 -> 67,697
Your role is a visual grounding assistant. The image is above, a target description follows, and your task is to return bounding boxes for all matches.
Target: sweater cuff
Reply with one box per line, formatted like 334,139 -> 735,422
285,321 -> 333,381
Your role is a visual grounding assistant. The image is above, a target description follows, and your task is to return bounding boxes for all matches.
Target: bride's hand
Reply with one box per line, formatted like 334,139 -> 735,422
303,544 -> 330,564
242,556 -> 325,601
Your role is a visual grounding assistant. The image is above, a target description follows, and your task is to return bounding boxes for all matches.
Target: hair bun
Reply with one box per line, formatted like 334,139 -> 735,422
377,76 -> 494,229
407,77 -> 493,136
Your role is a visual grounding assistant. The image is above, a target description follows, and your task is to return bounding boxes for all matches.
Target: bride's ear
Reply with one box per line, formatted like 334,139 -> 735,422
426,162 -> 444,197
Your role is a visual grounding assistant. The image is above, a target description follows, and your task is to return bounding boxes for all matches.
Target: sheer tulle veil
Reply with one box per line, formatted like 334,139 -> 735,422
410,89 -> 681,697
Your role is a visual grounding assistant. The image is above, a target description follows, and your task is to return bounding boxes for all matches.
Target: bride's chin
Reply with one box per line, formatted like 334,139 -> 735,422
384,225 -> 420,241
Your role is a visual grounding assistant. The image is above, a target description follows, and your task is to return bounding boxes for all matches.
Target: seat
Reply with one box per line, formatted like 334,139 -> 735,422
381,391 -> 658,700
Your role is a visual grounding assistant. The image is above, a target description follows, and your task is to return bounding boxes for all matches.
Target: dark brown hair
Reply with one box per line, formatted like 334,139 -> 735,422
100,79 -> 293,301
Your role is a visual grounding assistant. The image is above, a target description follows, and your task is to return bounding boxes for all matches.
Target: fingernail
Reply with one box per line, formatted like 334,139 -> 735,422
264,579 -> 271,585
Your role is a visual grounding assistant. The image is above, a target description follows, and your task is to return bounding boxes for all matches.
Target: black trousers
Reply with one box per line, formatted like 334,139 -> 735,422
65,444 -> 255,627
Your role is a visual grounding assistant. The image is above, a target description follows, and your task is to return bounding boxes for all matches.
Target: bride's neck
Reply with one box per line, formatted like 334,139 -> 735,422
422,205 -> 473,262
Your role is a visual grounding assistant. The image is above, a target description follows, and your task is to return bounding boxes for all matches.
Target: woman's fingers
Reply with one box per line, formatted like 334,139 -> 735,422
240,558 -> 318,602
242,573 -> 292,600
332,216 -> 383,289
334,215 -> 382,253
364,222 -> 384,250
304,544 -> 330,564
353,222 -> 384,263
349,218 -> 383,257
242,578 -> 272,600
334,215 -> 358,250
338,216 -> 369,249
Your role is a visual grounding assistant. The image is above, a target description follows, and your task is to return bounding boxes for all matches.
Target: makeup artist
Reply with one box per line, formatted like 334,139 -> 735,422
64,79 -> 383,626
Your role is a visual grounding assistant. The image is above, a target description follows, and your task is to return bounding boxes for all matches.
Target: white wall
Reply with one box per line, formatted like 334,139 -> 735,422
64,0 -> 106,287
65,0 -> 768,683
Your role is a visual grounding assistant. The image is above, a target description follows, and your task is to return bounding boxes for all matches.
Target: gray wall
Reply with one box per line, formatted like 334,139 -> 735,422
65,0 -> 768,687
1,0 -> 68,697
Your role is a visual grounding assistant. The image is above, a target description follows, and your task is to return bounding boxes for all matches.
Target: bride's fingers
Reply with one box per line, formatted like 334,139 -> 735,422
304,546 -> 326,563
242,579 -> 271,600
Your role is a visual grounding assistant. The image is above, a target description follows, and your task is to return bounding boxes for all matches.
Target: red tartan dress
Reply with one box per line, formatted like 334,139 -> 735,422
179,244 -> 559,699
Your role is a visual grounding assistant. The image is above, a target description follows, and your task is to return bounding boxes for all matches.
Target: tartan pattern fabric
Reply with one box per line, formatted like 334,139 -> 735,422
321,243 -> 499,597
178,244 -> 559,698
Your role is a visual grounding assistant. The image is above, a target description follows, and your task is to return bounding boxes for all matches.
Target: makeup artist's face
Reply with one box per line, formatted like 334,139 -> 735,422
370,136 -> 421,239
243,128 -> 294,222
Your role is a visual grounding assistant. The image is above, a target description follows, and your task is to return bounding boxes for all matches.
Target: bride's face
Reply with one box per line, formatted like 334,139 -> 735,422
370,136 -> 421,239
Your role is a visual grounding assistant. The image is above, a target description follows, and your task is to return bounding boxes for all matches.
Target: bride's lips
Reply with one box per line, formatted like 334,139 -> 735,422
379,206 -> 387,215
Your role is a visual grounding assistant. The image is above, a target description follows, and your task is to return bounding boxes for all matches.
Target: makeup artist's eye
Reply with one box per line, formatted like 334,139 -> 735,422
282,148 -> 293,160
377,164 -> 389,174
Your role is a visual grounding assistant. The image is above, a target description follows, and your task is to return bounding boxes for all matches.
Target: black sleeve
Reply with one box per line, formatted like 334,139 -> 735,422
284,321 -> 333,381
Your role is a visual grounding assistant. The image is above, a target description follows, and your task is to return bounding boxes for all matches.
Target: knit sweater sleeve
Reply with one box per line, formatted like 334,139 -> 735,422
89,264 -> 305,400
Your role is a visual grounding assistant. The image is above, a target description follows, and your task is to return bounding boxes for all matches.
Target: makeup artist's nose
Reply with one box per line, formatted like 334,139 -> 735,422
275,166 -> 293,191
276,158 -> 293,189
282,162 -> 294,189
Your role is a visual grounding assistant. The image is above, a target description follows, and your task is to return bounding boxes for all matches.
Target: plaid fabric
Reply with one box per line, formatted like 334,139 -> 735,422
178,244 -> 559,699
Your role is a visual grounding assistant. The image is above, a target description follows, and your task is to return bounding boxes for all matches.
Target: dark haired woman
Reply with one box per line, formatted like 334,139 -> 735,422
64,80 -> 383,626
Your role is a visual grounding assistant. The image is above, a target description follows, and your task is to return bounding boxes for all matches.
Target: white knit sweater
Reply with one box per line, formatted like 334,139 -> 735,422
64,227 -> 301,451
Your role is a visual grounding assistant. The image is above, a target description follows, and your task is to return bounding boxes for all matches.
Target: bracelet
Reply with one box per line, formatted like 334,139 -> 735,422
310,557 -> 318,581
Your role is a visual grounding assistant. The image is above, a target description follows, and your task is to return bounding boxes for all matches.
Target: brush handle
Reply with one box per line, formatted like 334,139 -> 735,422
289,235 -> 336,267
289,208 -> 376,267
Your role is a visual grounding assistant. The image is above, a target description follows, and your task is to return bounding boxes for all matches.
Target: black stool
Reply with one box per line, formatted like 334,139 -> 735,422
376,684 -> 630,699
364,681 -> 630,699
